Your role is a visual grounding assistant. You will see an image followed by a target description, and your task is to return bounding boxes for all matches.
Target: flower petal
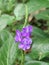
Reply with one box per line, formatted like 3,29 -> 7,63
21,37 -> 32,45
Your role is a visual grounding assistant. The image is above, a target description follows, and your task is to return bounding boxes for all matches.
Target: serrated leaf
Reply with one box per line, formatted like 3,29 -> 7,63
0,30 -> 17,65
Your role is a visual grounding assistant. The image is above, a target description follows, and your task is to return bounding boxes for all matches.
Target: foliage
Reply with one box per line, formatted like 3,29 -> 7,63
0,0 -> 49,65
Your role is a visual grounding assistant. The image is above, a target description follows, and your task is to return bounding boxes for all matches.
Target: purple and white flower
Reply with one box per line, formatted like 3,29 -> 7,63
15,25 -> 33,50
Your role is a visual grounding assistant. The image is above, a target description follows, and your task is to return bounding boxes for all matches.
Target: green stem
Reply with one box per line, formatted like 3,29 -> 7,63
21,50 -> 25,65
23,5 -> 28,28
21,4 -> 28,65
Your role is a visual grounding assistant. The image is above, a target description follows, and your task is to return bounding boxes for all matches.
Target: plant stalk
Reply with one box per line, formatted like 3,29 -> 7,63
23,5 -> 28,28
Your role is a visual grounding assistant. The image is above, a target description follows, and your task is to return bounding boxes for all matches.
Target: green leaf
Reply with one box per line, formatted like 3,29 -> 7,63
28,37 -> 49,60
0,18 -> 7,31
33,26 -> 49,38
0,30 -> 10,47
25,61 -> 49,65
0,14 -> 15,25
35,10 -> 49,20
27,0 -> 49,13
35,38 -> 49,59
27,26 -> 49,60
14,4 -> 25,20
0,0 -> 16,13
0,14 -> 15,31
0,30 -> 17,65
25,55 -> 32,62
14,0 -> 49,20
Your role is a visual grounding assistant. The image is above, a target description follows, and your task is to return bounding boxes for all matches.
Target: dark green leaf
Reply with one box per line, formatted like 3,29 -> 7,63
33,26 -> 49,38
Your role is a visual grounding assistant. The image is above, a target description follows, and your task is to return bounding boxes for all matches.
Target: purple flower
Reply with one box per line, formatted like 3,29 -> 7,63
18,43 -> 30,50
26,25 -> 33,33
21,25 -> 32,37
15,30 -> 22,42
21,37 -> 32,45
15,25 -> 33,50
18,37 -> 32,50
